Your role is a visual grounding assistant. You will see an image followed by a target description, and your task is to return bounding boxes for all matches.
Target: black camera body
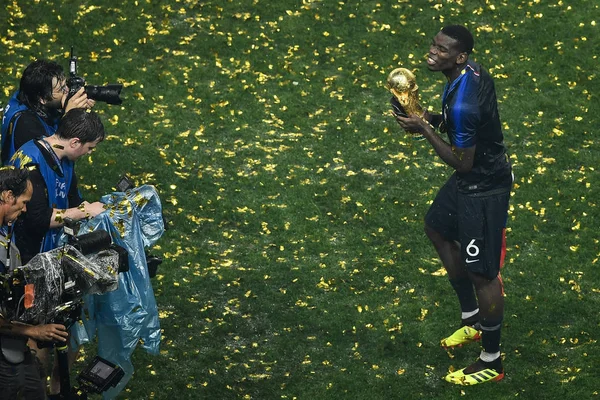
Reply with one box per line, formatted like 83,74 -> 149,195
63,219 -> 129,275
67,47 -> 123,105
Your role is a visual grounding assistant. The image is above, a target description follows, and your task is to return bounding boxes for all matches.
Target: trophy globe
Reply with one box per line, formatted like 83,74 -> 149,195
387,67 -> 423,117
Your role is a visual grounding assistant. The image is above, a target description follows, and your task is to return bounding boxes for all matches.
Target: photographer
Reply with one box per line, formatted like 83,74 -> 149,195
9,109 -> 105,396
0,167 -> 68,400
9,109 -> 106,264
1,59 -> 94,165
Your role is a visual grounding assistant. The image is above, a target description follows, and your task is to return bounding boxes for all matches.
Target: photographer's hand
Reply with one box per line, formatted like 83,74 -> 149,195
50,202 -> 105,228
81,201 -> 106,218
26,323 -> 69,343
1,319 -> 68,342
63,87 -> 91,114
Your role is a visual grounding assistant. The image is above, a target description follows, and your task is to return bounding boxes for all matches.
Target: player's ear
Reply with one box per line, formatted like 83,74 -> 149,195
456,52 -> 468,64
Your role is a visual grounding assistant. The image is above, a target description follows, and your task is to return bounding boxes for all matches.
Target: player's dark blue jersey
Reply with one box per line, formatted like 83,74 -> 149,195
442,60 -> 512,194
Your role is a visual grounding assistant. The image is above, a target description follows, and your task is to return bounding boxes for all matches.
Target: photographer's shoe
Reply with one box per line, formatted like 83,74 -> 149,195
440,325 -> 481,349
445,358 -> 504,385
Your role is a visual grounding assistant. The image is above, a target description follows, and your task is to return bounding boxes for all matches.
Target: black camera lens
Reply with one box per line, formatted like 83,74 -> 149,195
84,84 -> 123,105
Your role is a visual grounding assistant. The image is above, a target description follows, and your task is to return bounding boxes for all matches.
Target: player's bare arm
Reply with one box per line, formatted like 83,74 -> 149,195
396,113 -> 475,173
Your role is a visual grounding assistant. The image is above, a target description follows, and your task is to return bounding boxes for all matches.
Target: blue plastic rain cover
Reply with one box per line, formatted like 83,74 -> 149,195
70,185 -> 164,399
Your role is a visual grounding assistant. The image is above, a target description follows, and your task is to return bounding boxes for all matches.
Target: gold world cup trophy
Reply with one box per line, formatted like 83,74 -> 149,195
387,67 -> 425,139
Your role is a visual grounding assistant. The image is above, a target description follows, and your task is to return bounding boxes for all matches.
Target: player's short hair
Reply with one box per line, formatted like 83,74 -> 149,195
56,109 -> 105,144
17,60 -> 65,110
0,166 -> 30,200
441,25 -> 474,54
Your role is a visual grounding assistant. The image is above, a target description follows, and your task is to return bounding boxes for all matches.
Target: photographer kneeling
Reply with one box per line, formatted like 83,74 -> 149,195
0,167 -> 68,399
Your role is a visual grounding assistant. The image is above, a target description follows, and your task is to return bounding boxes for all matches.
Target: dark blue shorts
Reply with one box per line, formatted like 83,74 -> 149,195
425,174 -> 510,280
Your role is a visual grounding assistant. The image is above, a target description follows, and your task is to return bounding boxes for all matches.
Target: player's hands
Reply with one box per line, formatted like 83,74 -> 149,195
394,113 -> 428,134
63,87 -> 94,113
29,324 -> 68,342
422,110 -> 433,124
81,201 -> 106,218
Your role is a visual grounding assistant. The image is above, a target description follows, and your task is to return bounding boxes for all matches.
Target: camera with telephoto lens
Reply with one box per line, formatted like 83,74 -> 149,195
66,46 -> 123,105
0,226 -> 129,399
33,223 -> 129,350
63,218 -> 129,276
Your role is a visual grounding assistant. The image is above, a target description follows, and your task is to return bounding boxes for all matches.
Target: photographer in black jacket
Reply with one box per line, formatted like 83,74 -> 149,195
0,167 -> 68,399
